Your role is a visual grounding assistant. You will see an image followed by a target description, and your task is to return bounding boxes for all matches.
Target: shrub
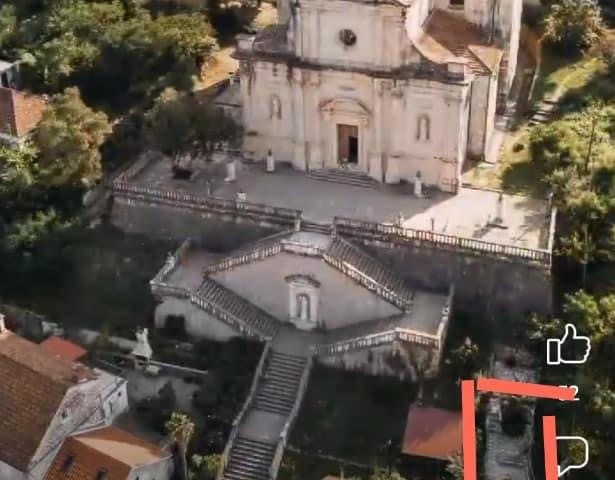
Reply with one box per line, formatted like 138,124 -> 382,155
543,0 -> 604,53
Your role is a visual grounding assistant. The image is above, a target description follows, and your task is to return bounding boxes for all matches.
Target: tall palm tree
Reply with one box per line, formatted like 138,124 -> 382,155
165,412 -> 195,480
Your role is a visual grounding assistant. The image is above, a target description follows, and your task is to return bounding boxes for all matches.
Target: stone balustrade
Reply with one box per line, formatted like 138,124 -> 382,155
314,327 -> 440,357
269,356 -> 314,480
190,293 -> 264,340
322,253 -> 413,312
333,216 -> 552,266
110,181 -> 302,225
218,341 -> 273,480
204,244 -> 283,275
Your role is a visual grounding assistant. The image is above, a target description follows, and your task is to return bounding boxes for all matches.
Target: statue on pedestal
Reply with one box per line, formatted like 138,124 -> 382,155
130,328 -> 153,369
266,149 -> 275,173
236,189 -> 247,202
414,171 -> 423,198
495,193 -> 504,224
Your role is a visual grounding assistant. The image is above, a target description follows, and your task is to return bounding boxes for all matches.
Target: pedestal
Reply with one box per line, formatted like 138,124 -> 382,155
293,142 -> 306,171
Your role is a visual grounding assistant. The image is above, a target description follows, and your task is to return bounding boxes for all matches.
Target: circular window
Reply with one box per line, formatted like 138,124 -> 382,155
339,29 -> 357,46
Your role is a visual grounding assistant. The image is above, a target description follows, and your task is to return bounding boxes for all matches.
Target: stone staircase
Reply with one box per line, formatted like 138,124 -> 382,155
221,350 -> 310,480
224,436 -> 276,480
196,278 -> 280,338
528,99 -> 559,126
325,237 -> 414,311
307,168 -> 379,189
253,351 -> 307,416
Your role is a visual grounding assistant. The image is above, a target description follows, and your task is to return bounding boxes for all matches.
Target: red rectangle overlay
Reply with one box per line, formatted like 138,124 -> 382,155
476,378 -> 575,401
543,416 -> 559,480
461,380 -> 477,480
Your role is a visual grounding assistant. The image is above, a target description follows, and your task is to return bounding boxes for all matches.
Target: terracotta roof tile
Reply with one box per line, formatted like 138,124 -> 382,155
414,9 -> 503,75
402,406 -> 462,460
0,330 -> 96,472
44,426 -> 170,480
40,336 -> 88,362
0,86 -> 46,138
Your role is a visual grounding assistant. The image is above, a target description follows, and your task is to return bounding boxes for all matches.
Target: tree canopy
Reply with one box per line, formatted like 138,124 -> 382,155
543,0 -> 604,53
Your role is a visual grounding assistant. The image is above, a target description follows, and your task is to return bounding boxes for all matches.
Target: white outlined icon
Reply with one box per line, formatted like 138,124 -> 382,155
547,324 -> 591,365
557,436 -> 589,477
558,385 -> 580,401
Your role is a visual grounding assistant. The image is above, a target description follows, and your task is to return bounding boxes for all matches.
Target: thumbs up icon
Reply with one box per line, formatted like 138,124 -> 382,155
547,324 -> 591,365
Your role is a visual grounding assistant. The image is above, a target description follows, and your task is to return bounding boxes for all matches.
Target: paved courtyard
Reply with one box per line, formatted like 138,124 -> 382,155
133,157 -> 552,250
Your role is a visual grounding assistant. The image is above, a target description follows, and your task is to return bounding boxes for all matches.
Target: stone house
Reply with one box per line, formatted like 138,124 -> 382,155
0,319 -> 128,480
234,0 -> 522,192
43,426 -> 174,480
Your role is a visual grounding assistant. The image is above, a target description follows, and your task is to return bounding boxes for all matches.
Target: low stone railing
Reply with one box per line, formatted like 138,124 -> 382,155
269,356 -> 314,480
204,243 -> 283,275
323,252 -> 413,312
110,181 -> 302,226
218,341 -> 272,480
313,327 -> 440,358
150,238 -> 193,296
333,217 -> 552,266
191,291 -> 266,340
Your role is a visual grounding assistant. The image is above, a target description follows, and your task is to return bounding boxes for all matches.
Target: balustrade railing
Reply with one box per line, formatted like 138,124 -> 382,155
269,356 -> 314,480
314,327 -> 439,357
190,293 -> 263,339
204,244 -> 283,274
333,217 -> 552,266
218,341 -> 272,480
323,254 -> 412,312
110,181 -> 301,223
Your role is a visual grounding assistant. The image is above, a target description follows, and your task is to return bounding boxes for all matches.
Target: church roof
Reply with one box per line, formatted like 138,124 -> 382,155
414,9 -> 503,75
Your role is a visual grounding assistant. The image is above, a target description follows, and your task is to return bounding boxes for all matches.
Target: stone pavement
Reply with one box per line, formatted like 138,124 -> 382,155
133,151 -> 551,250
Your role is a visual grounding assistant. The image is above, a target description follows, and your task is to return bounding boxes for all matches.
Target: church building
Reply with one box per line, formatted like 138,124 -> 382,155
234,0 -> 522,192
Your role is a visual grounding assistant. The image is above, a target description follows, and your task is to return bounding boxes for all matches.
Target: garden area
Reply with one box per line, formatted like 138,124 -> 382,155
0,222 -> 174,336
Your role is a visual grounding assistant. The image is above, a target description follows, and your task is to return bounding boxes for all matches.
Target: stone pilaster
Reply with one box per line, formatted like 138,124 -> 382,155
292,69 -> 307,171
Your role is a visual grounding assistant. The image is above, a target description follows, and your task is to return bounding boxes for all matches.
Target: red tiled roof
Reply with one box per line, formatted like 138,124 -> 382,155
0,86 -> 46,138
40,336 -> 88,362
0,329 -> 96,472
44,426 -> 170,480
402,406 -> 462,460
414,9 -> 503,75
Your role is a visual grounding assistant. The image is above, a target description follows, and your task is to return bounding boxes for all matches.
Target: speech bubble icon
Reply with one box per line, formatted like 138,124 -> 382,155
557,436 -> 589,477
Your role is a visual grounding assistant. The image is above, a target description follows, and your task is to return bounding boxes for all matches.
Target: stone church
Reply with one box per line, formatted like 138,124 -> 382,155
234,0 -> 522,192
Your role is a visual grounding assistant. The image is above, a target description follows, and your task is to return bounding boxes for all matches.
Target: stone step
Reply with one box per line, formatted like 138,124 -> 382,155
225,467 -> 269,480
261,371 -> 303,386
308,168 -> 379,189
235,436 -> 277,450
253,401 -> 292,415
230,444 -> 276,458
228,455 -> 273,470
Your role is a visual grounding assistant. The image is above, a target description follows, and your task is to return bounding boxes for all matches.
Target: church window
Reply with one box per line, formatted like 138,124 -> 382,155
339,29 -> 357,47
450,0 -> 464,5
416,114 -> 431,142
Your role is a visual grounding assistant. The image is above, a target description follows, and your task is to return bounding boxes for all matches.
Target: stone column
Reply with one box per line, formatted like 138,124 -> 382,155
369,79 -> 384,182
438,93 -> 462,193
292,69 -> 307,171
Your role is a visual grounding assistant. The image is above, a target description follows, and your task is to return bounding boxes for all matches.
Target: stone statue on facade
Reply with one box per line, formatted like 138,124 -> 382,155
236,189 -> 247,202
266,149 -> 275,173
495,192 -> 504,224
270,95 -> 282,119
413,171 -> 423,198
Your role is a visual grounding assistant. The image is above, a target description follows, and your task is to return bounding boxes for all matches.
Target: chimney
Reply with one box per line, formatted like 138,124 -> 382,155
0,313 -> 5,333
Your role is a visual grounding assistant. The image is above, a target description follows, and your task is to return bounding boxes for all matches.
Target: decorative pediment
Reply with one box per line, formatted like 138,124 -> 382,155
284,274 -> 321,288
319,97 -> 371,120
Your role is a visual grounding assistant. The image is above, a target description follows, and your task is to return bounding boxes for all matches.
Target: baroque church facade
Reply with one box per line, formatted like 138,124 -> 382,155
234,0 -> 522,192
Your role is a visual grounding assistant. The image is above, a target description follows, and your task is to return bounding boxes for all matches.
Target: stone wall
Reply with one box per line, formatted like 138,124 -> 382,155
155,297 -> 240,341
111,199 -> 279,251
355,238 -> 552,325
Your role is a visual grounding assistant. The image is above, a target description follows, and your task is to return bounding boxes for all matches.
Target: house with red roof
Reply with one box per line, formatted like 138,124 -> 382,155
0,316 -> 128,480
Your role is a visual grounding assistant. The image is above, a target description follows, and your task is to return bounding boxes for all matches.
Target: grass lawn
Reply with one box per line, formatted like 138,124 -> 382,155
0,222 -> 175,336
290,364 -> 418,467
463,48 -> 607,193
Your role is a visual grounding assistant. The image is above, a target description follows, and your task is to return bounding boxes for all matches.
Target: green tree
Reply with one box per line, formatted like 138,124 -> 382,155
190,453 -> 221,480
33,87 -> 111,188
0,142 -> 38,196
165,412 -> 195,480
370,468 -> 407,480
446,337 -> 480,381
543,0 -> 604,53
144,89 -> 242,162
445,453 -> 463,480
